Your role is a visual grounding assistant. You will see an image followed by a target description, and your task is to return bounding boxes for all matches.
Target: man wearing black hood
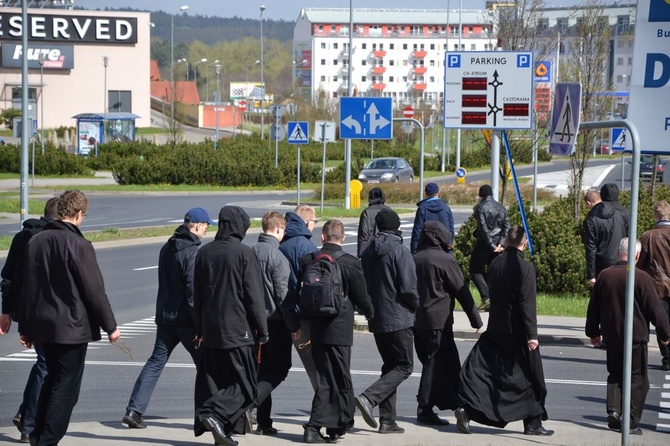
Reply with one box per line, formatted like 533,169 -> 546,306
358,208 -> 420,434
413,221 -> 483,425
357,187 -> 391,258
410,182 -> 454,254
193,206 -> 268,446
600,183 -> 629,234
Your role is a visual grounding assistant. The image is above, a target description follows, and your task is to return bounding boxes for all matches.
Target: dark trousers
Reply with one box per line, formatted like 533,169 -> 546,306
469,241 -> 496,302
606,342 -> 649,428
307,344 -> 354,431
127,325 -> 200,415
18,342 -> 47,437
194,345 -> 257,437
255,318 -> 293,429
362,328 -> 414,425
414,328 -> 442,411
292,319 -> 318,391
34,342 -> 88,446
660,297 -> 670,365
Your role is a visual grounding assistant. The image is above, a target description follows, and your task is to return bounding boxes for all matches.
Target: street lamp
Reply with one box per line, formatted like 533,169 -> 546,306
177,58 -> 189,80
206,59 -> 220,103
194,58 -> 207,101
103,56 -> 109,144
260,4 -> 266,140
37,53 -> 45,155
215,63 -> 221,150
171,5 -> 189,121
245,60 -> 260,83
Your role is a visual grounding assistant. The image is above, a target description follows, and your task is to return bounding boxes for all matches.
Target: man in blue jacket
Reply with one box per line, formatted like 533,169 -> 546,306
410,183 -> 454,254
123,207 -> 215,429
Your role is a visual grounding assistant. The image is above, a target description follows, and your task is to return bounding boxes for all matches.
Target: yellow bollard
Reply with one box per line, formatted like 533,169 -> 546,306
350,180 -> 363,209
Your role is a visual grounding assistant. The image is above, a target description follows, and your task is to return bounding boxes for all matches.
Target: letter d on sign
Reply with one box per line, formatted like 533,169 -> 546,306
644,53 -> 670,88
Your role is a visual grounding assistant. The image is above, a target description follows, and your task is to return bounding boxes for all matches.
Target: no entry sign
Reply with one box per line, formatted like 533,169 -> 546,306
403,106 -> 414,118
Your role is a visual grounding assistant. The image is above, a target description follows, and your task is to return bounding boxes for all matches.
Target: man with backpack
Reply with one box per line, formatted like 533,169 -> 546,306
358,208 -> 420,435
285,219 -> 374,444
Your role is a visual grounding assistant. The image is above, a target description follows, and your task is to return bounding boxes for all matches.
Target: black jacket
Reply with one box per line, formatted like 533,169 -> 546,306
582,201 -> 627,280
361,231 -> 419,333
411,197 -> 454,253
413,221 -> 482,331
357,202 -> 391,258
600,184 -> 630,234
155,225 -> 201,328
1,217 -> 51,319
193,206 -> 267,349
288,243 -> 374,346
486,247 -> 538,340
474,196 -> 510,250
18,220 -> 118,344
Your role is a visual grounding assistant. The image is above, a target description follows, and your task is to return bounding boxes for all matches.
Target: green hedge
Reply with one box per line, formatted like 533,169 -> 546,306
0,143 -> 91,176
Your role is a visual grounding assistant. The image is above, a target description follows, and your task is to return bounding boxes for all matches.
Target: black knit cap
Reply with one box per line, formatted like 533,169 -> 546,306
368,187 -> 386,203
375,208 -> 401,231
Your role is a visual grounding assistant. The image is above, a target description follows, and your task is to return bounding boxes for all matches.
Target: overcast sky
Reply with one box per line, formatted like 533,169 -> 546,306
75,0 -> 583,22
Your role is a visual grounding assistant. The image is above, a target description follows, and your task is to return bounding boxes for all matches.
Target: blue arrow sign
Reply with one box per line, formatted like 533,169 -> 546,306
287,121 -> 309,144
339,97 -> 393,140
455,167 -> 467,178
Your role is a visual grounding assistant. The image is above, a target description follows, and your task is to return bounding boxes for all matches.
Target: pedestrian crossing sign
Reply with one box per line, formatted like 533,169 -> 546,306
288,121 -> 309,144
611,128 -> 631,151
549,82 -> 582,156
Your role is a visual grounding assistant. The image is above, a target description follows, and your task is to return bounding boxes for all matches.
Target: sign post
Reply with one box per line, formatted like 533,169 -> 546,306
315,121 -> 336,213
288,121 -> 309,206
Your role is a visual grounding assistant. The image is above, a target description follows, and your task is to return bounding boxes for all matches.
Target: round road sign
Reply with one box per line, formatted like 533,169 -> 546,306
239,100 -> 247,112
403,106 -> 414,119
455,167 -> 467,178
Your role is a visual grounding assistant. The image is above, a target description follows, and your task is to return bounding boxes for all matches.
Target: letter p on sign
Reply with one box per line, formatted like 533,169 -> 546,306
517,54 -> 530,67
448,55 -> 461,68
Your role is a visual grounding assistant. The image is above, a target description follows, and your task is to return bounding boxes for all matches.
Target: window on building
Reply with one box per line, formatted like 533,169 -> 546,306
430,44 -> 435,50
362,59 -> 367,66
403,43 -> 408,50
537,18 -> 549,35
321,42 -> 326,49
617,57 -> 624,66
333,59 -> 338,65
429,60 -> 435,67
362,43 -> 367,49
389,60 -> 395,66
333,42 -> 338,49
390,43 -> 394,50
387,26 -> 392,32
413,43 -> 418,50
372,43 -> 377,50
380,43 -> 384,49
616,75 -> 624,83
334,75 -> 338,81
362,76 -> 366,82
333,91 -> 338,98
402,60 -> 408,66
628,57 -> 632,65
471,44 -> 476,50
108,90 -> 131,113
557,18 -> 568,34
420,43 -> 425,50
321,59 -> 326,65
617,15 -> 630,32
468,26 -> 473,33
484,43 -> 493,51
430,76 -> 435,83
402,76 -> 408,82
321,75 -> 326,81
389,76 -> 394,82
319,25 -> 324,31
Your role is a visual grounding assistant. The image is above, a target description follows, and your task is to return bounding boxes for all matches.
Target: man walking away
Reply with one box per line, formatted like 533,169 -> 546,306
1,197 -> 58,444
290,220 -> 374,443
600,183 -> 629,234
250,211 -> 291,435
193,206 -> 268,446
469,184 -> 510,312
357,187 -> 391,258
358,208 -> 419,434
410,182 -> 454,254
413,221 -> 482,425
638,200 -> 670,371
19,190 -> 121,446
587,237 -> 670,434
456,225 -> 553,437
123,207 -> 215,429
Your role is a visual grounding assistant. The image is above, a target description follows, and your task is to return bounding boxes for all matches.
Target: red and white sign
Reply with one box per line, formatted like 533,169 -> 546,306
238,100 -> 247,111
403,106 -> 414,118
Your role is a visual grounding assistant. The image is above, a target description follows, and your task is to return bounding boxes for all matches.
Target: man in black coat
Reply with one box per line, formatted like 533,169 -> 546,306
357,187 -> 391,258
287,219 -> 374,443
456,225 -> 553,437
0,197 -> 58,443
413,221 -> 482,425
358,208 -> 420,434
193,206 -> 268,446
469,184 -> 510,311
19,190 -> 121,446
123,207 -> 215,429
600,183 -> 629,234
586,237 -> 670,434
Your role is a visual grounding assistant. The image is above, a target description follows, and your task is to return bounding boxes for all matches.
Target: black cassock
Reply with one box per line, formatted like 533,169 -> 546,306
415,325 -> 463,411
458,331 -> 548,427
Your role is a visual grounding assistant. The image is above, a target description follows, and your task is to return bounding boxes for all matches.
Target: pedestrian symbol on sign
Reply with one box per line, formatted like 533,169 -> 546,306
287,122 -> 310,144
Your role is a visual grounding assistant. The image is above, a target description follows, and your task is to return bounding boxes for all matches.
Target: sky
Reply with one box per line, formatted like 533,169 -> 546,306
75,0 -> 583,22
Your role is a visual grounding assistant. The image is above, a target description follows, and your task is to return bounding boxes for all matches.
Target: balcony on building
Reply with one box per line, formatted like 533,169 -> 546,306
412,83 -> 427,91
413,50 -> 427,58
373,50 -> 386,58
413,66 -> 427,75
371,83 -> 386,90
372,66 -> 387,74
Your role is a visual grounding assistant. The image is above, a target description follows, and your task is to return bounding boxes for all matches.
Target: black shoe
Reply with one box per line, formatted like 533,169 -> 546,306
303,425 -> 328,443
630,427 -> 643,435
355,394 -> 378,429
12,412 -> 23,432
524,426 -> 554,436
29,437 -> 38,446
662,362 -> 670,371
417,410 -> 450,426
454,407 -> 471,434
202,415 -> 238,446
19,434 -> 30,444
477,300 -> 490,312
607,411 -> 621,430
122,409 -> 147,429
378,422 -> 404,434
254,425 -> 278,435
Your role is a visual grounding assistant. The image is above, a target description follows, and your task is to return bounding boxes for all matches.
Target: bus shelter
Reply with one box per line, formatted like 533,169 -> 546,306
72,112 -> 140,155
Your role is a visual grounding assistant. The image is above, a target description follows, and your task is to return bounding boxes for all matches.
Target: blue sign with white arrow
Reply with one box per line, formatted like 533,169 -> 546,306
287,121 -> 309,144
339,97 -> 393,140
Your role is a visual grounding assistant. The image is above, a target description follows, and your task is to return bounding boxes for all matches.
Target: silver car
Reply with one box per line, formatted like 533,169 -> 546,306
358,157 -> 414,183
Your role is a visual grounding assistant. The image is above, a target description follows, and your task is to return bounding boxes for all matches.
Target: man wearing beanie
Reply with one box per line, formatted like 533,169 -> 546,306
600,183 -> 629,235
357,188 -> 392,258
469,184 -> 510,312
410,182 -> 454,254
357,208 -> 420,434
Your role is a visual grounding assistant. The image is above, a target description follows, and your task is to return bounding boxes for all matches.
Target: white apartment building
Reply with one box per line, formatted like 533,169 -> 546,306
293,8 -> 498,109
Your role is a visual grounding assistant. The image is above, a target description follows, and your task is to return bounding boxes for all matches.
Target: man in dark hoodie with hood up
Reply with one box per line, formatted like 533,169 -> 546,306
413,221 -> 483,426
582,190 -> 628,286
357,187 -> 391,258
410,182 -> 454,254
600,183 -> 629,234
358,208 -> 420,435
193,206 -> 268,446
123,207 -> 215,430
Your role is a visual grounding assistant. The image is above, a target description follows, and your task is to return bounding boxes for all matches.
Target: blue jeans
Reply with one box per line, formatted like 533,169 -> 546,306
126,325 -> 200,415
18,342 -> 47,437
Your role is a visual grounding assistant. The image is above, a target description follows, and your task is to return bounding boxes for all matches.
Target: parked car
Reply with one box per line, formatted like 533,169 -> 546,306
595,139 -> 611,155
638,155 -> 665,182
358,157 -> 414,183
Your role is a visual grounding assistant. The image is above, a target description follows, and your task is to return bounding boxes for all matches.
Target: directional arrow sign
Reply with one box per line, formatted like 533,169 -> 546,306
339,97 -> 393,140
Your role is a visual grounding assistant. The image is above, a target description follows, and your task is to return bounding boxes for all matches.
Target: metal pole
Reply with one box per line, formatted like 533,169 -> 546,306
621,151 -> 625,190
344,0 -> 353,210
274,111 -> 279,167
297,145 -> 301,206
19,0 -> 29,226
215,64 -> 220,150
491,130 -> 500,199
38,54 -> 45,155
171,13 -> 175,123
260,5 -> 266,140
441,0 -> 450,172
455,0 -> 462,170
320,123 -> 327,214
532,111 -> 538,211
103,56 -> 108,142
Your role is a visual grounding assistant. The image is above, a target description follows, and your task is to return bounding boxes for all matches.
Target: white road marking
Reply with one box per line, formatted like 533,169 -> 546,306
134,266 -> 158,271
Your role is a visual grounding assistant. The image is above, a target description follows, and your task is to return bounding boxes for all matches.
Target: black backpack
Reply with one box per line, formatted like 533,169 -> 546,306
299,250 -> 346,318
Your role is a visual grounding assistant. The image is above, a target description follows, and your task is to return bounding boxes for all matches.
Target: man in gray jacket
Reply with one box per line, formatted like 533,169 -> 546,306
358,208 -> 420,434
250,211 -> 291,435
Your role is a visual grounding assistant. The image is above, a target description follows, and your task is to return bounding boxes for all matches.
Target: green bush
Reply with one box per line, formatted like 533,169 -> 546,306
0,143 -> 91,176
